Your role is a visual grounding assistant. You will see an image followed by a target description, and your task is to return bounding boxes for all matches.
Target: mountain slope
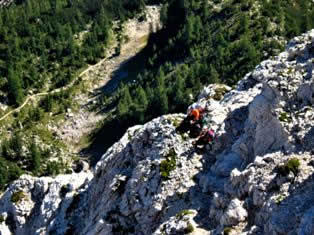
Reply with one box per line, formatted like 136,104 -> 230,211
0,30 -> 313,234
95,0 -> 314,164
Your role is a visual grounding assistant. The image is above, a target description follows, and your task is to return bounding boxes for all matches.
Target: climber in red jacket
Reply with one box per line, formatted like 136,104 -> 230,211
188,107 -> 205,123
176,107 -> 206,138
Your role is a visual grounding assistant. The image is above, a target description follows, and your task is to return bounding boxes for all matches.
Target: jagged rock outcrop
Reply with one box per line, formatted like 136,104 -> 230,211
0,30 -> 313,235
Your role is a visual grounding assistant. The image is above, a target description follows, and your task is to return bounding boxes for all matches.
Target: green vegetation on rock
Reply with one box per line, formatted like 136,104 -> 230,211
184,222 -> 194,234
176,210 -> 194,219
224,227 -> 233,235
279,112 -> 292,122
160,149 -> 177,180
278,157 -> 301,176
11,191 -> 25,204
213,87 -> 229,101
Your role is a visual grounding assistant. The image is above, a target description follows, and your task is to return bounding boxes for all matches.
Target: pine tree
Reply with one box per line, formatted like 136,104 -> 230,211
239,13 -> 249,34
30,142 -> 41,173
183,15 -> 195,45
117,86 -> 133,118
10,133 -> 23,158
43,95 -> 53,112
194,15 -> 202,42
134,86 -> 148,123
50,0 -> 57,14
157,90 -> 168,115
0,158 -> 8,190
209,65 -> 220,84
135,86 -> 148,109
155,74 -> 168,114
173,73 -> 186,111
7,68 -> 24,106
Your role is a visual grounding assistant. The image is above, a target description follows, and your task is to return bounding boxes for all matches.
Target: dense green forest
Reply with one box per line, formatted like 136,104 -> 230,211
0,0 -> 146,106
90,0 -> 314,157
0,0 -> 148,189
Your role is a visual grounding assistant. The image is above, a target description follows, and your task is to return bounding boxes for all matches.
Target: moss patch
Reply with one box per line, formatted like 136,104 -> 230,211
278,158 -> 301,176
213,86 -> 228,101
279,112 -> 292,122
224,227 -> 232,235
160,149 -> 177,181
171,118 -> 182,128
275,194 -> 285,205
11,191 -> 25,204
184,222 -> 194,234
176,210 -> 194,219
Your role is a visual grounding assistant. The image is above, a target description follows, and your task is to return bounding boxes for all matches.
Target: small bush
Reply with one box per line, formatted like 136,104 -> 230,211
275,194 -> 285,205
45,161 -> 66,176
11,191 -> 25,204
213,87 -> 228,101
176,210 -> 194,219
184,222 -> 194,234
180,133 -> 189,141
279,112 -> 292,122
224,227 -> 232,235
172,118 -> 181,128
160,149 -> 177,180
278,158 -> 301,176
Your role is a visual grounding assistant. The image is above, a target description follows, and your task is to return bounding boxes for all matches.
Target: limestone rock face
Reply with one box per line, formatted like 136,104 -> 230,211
0,30 -> 314,235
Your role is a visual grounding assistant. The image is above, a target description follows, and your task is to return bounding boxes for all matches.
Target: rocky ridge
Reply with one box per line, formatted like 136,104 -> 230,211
0,30 -> 313,235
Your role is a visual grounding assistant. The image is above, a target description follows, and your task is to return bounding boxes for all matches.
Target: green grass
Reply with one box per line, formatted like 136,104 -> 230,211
275,194 -> 285,205
0,215 -> 4,223
11,191 -> 25,204
184,222 -> 194,234
176,210 -> 194,219
171,118 -> 182,128
213,86 -> 228,101
278,158 -> 301,176
160,149 -> 177,180
224,227 -> 232,235
279,112 -> 292,122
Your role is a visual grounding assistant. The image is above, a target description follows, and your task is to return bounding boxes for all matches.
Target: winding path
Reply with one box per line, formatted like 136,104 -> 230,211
0,5 -> 161,132
0,51 -> 115,122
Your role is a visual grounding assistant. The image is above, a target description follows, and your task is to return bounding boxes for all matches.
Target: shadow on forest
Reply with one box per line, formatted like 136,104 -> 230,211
79,30 -> 163,166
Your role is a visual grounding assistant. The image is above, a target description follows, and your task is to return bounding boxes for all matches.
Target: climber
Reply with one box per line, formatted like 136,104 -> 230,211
193,128 -> 216,150
176,107 -> 205,134
188,107 -> 205,124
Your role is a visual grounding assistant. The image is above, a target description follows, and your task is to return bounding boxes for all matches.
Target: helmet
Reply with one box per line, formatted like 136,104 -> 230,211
190,109 -> 200,120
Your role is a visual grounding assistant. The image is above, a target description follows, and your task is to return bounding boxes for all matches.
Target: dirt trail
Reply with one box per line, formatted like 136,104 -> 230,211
0,6 -> 160,127
0,38 -> 115,122
51,6 -> 161,150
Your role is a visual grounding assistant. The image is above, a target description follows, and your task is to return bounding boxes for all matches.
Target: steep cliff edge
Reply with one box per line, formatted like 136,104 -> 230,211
0,30 -> 313,235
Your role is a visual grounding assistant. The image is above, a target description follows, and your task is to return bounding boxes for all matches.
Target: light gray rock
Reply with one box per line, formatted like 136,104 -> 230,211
211,152 -> 243,177
220,198 -> 248,226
